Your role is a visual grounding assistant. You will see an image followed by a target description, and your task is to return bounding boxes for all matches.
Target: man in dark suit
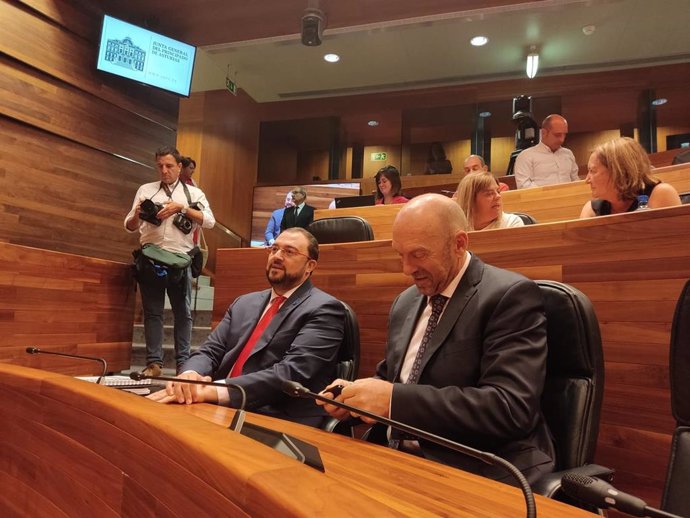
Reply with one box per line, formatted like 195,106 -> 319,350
150,227 -> 345,427
320,194 -> 554,483
280,186 -> 315,231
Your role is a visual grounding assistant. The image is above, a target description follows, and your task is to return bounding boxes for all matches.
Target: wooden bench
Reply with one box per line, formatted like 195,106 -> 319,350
0,242 -> 135,374
215,204 -> 690,507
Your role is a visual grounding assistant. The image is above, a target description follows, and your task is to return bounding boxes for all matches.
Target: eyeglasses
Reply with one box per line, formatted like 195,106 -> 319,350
267,245 -> 312,260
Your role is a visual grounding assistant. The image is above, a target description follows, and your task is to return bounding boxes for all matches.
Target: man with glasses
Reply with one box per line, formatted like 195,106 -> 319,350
280,186 -> 314,231
149,227 -> 345,427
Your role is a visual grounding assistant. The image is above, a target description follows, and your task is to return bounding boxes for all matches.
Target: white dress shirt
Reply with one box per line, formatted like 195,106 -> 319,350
514,142 -> 579,189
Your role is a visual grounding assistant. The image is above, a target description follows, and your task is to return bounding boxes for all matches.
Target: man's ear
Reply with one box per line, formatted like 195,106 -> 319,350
454,230 -> 469,256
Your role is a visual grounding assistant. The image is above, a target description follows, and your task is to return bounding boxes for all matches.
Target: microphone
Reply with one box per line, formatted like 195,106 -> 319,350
282,380 -> 536,518
26,346 -> 108,385
130,372 -> 247,410
561,473 -> 683,518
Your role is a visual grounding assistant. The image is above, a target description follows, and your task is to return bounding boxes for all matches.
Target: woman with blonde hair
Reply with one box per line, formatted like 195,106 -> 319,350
580,137 -> 681,217
455,172 -> 524,230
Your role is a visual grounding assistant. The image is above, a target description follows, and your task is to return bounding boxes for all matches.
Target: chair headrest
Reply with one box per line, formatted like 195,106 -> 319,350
537,281 -> 603,379
307,216 -> 374,244
671,280 -> 690,425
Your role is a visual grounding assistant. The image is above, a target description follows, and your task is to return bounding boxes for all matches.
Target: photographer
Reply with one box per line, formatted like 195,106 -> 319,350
125,146 -> 215,377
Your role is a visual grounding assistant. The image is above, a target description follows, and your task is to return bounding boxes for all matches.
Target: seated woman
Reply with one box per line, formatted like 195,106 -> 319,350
375,166 -> 409,205
455,172 -> 524,230
580,137 -> 681,218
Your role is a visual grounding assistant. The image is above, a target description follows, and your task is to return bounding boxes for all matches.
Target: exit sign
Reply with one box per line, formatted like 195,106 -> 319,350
226,77 -> 237,96
371,152 -> 387,161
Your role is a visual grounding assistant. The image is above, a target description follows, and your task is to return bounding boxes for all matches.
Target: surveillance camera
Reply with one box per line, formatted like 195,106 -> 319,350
301,8 -> 325,46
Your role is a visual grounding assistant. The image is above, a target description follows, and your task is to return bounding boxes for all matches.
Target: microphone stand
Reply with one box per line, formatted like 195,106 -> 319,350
26,346 -> 108,384
283,380 -> 537,518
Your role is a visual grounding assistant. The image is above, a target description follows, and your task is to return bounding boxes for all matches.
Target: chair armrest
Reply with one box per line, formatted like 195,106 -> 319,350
533,464 -> 615,498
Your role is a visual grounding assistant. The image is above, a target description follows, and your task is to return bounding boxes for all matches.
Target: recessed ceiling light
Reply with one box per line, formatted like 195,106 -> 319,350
470,36 -> 488,47
323,53 -> 340,63
479,111 -> 492,118
367,120 -> 379,127
582,25 -> 596,36
651,98 -> 668,106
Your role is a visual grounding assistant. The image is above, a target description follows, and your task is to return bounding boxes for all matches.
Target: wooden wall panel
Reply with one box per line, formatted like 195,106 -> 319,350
1,0 -> 179,266
0,242 -> 135,374
214,204 -> 690,507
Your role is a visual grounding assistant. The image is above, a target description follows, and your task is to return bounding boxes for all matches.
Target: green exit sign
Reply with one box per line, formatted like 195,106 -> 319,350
371,152 -> 387,161
225,77 -> 237,96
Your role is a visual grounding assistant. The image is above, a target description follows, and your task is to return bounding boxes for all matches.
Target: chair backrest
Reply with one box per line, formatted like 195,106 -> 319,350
661,279 -> 690,515
513,212 -> 538,225
336,300 -> 360,381
536,280 -> 605,471
307,216 -> 374,244
679,191 -> 690,205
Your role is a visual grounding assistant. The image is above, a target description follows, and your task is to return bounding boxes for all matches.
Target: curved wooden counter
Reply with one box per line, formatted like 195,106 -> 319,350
0,364 -> 593,517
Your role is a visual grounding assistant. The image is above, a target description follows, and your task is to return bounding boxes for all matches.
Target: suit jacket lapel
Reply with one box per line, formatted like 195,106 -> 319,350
416,255 -> 484,374
247,280 -> 313,358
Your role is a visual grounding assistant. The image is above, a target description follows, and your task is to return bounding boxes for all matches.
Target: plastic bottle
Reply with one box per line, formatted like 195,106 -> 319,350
636,194 -> 649,211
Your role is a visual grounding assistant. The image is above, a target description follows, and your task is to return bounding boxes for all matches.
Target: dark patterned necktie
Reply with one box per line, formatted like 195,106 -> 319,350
406,294 -> 448,384
390,294 -> 449,450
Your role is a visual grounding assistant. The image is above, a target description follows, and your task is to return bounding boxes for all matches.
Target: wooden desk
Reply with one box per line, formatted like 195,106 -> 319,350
216,204 -> 690,507
0,364 -> 594,517
314,164 -> 690,239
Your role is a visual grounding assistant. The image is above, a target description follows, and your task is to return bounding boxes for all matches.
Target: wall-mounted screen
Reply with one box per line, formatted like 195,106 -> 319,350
96,15 -> 196,97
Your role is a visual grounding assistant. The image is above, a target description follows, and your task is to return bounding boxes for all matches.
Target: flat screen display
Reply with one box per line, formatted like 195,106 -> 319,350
96,15 -> 196,97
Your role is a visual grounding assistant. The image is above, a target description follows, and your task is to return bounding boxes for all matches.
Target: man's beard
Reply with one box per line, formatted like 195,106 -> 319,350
266,264 -> 303,291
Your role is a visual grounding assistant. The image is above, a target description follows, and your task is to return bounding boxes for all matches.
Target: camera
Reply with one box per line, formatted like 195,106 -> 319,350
172,202 -> 200,235
139,199 -> 163,226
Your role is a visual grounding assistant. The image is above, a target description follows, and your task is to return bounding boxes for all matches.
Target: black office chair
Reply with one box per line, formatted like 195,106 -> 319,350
660,279 -> 690,516
307,216 -> 374,244
321,301 -> 360,435
513,212 -> 538,225
532,281 -> 612,510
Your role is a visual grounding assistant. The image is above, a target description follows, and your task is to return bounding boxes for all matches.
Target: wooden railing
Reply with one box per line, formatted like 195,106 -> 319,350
0,242 -> 135,374
215,204 -> 690,507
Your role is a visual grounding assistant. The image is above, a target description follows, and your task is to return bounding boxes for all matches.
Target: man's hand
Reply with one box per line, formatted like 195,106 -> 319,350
146,371 -> 214,405
157,201 -> 185,221
317,378 -> 393,424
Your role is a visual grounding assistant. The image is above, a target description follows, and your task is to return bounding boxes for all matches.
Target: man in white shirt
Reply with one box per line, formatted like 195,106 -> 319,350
514,114 -> 580,189
125,146 -> 215,376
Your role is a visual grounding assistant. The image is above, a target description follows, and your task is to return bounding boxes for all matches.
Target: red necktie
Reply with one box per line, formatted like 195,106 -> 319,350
229,296 -> 286,377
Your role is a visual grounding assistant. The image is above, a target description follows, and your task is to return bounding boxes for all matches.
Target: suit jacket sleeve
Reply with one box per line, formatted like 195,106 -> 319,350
390,278 -> 547,447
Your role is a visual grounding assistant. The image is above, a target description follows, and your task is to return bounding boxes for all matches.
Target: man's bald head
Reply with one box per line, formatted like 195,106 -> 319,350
392,194 -> 469,296
463,155 -> 489,175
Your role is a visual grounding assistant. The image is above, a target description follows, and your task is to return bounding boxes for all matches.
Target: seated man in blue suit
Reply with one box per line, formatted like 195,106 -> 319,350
264,191 -> 293,246
319,194 -> 555,483
150,227 -> 346,427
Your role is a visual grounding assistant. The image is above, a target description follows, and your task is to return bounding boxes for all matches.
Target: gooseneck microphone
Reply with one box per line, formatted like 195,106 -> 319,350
561,473 -> 683,518
282,380 -> 537,518
26,346 -> 108,385
130,372 -> 247,410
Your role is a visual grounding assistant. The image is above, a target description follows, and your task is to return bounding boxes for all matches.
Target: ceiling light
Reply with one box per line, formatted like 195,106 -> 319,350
323,53 -> 340,63
582,25 -> 596,36
367,120 -> 379,127
470,36 -> 488,47
526,46 -> 539,79
479,111 -> 492,118
651,98 -> 668,106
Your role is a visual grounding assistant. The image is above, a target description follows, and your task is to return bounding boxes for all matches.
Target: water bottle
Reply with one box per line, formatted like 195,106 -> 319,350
636,194 -> 649,211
